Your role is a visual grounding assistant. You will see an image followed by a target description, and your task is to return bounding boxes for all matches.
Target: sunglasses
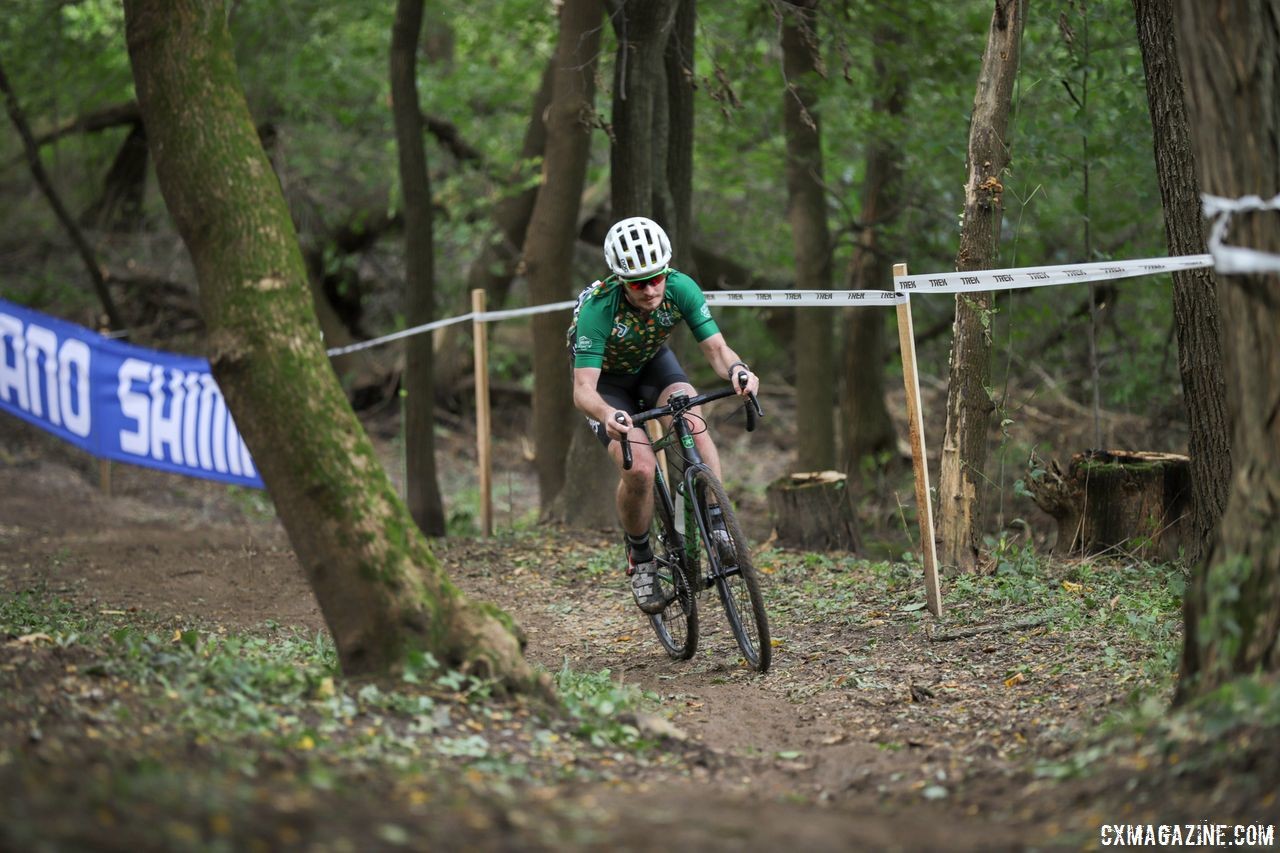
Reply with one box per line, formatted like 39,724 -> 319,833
624,269 -> 670,290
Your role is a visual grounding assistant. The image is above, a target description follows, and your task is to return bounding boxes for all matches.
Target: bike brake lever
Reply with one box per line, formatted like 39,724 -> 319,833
738,374 -> 764,431
615,412 -> 633,470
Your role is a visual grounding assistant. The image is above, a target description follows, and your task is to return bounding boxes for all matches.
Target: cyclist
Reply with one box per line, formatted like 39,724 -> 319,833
568,216 -> 760,614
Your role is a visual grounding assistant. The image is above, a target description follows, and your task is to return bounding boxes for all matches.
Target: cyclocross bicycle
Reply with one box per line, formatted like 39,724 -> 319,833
619,378 -> 772,673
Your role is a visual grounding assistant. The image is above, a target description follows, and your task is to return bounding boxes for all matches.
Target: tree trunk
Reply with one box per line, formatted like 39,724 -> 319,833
841,17 -> 906,468
1028,450 -> 1191,560
547,424 -> 619,529
550,0 -> 680,528
664,0 -> 697,270
524,0 -> 602,512
123,0 -> 542,692
392,0 -> 446,536
608,0 -> 680,219
937,0 -> 1023,572
434,59 -> 556,401
781,0 -> 835,472
1131,0 -> 1231,566
81,121 -> 148,233
1173,0 -> 1280,700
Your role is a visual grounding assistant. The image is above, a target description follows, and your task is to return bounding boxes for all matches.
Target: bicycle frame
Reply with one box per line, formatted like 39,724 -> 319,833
620,381 -> 771,671
623,384 -> 762,590
651,417 -> 712,585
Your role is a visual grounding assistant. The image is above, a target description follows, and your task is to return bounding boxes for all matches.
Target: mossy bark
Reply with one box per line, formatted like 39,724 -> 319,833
123,0 -> 543,693
1028,450 -> 1191,560
1174,0 -> 1280,700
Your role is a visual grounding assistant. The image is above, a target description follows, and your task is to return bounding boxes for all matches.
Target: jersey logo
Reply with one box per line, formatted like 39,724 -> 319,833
613,322 -> 629,338
577,336 -> 593,350
655,309 -> 674,326
700,305 -> 710,318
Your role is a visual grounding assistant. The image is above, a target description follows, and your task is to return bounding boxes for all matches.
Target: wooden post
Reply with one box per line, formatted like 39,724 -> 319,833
99,459 -> 112,497
895,263 -> 943,616
471,289 -> 493,536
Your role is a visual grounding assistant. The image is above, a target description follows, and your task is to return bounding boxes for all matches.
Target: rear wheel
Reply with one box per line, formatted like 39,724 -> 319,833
693,470 -> 770,672
646,477 -> 698,660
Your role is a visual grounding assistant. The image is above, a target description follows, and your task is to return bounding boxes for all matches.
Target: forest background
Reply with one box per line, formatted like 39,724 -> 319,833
1,0 -> 1182,474
2,0 -> 1278,849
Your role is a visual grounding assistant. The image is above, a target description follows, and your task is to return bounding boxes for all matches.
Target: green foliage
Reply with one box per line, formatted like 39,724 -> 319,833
946,550 -> 1185,689
1,0 -> 1196,547
554,662 -> 658,750
1195,552 -> 1253,679
1036,671 -> 1280,784
0,589 -> 660,776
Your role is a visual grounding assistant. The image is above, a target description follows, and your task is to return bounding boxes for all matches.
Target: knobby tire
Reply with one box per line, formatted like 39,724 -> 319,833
694,469 -> 771,672
647,475 -> 699,660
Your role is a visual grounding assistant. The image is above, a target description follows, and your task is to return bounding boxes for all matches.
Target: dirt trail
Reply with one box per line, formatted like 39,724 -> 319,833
4,416 -> 1269,850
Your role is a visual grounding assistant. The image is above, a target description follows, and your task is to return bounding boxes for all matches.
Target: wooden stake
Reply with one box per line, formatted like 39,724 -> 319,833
894,263 -> 943,616
99,459 -> 112,497
471,289 -> 493,536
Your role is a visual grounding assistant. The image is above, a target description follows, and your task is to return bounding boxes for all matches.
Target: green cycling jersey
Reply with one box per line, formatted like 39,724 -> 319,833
568,270 -> 720,374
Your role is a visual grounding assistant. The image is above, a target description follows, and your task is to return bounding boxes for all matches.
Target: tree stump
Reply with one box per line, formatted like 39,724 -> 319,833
1027,450 -> 1191,560
766,471 -> 860,552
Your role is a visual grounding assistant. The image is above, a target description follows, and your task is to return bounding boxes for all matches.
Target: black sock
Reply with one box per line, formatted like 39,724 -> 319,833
626,531 -> 653,562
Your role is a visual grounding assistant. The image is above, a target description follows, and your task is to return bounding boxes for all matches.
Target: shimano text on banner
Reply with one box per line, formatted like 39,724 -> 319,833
0,299 -> 264,489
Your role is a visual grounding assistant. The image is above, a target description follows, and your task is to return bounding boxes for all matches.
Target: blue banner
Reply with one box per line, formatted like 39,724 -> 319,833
0,298 -> 264,489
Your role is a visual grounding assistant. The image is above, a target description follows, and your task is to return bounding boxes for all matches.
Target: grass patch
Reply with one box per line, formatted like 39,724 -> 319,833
1035,672 -> 1280,792
0,588 -> 667,788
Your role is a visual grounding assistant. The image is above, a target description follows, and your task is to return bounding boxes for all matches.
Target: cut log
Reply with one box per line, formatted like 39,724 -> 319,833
1027,450 -> 1191,560
766,470 -> 860,552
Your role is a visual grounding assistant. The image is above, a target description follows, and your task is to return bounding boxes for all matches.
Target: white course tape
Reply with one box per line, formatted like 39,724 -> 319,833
326,312 -> 475,356
325,299 -> 578,356
705,289 -> 905,306
893,254 -> 1212,293
325,290 -> 903,355
1203,192 -> 1280,275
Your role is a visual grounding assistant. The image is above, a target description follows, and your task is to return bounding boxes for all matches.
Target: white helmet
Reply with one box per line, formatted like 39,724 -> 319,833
603,216 -> 672,280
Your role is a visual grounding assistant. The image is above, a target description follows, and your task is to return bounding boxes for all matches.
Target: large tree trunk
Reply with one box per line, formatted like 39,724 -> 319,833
550,0 -> 681,528
524,0 -> 602,512
547,424 -> 619,528
1131,0 -> 1230,566
123,0 -> 541,692
664,0 -> 697,270
392,0 -> 446,536
781,0 -> 835,471
1174,0 -> 1280,700
937,0 -> 1023,572
841,17 -> 906,468
608,0 -> 680,219
434,60 -> 556,401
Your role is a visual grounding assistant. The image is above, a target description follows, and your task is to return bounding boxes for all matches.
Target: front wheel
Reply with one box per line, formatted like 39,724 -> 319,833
646,476 -> 699,660
692,470 -> 771,672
